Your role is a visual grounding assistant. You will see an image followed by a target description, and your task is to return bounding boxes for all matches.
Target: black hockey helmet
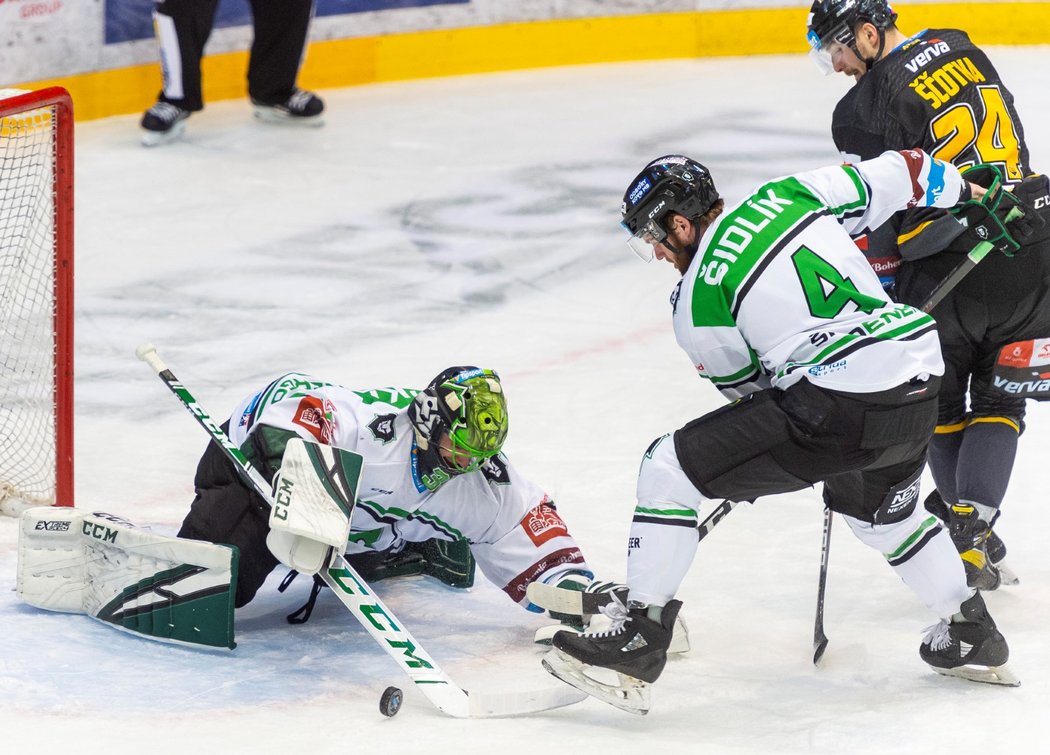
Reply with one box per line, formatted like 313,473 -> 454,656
807,0 -> 898,73
408,366 -> 508,479
620,155 -> 718,261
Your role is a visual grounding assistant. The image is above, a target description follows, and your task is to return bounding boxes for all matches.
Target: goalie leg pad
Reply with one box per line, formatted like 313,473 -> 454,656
19,508 -> 239,649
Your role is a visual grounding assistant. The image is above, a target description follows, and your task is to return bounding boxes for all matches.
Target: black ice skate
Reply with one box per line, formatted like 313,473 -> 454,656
541,593 -> 681,715
140,101 -> 191,147
920,592 -> 1019,686
984,529 -> 1019,585
948,503 -> 1002,591
251,89 -> 325,126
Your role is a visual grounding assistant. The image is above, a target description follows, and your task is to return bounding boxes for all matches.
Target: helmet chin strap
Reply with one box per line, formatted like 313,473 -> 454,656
662,230 -> 701,266
854,27 -> 887,70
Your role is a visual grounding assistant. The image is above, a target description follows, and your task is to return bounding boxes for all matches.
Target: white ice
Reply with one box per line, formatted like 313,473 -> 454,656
3,51 -> 1050,753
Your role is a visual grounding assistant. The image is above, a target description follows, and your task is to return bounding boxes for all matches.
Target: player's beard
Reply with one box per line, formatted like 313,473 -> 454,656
664,238 -> 700,275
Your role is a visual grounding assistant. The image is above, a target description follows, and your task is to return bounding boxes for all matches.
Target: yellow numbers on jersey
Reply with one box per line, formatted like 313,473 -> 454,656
928,85 -> 1023,181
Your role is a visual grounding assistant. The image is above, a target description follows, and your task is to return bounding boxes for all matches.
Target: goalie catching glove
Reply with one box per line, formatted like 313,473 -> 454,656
265,437 -> 362,575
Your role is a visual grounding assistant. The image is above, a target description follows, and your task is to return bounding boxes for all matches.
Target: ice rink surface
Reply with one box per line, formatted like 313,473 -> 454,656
3,49 -> 1050,752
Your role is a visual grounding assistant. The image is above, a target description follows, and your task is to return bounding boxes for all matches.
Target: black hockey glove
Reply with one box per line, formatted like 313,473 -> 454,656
1007,173 -> 1050,246
950,164 -> 1027,257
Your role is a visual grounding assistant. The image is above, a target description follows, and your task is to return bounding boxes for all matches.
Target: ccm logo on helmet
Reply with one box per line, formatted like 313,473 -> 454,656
647,200 -> 666,220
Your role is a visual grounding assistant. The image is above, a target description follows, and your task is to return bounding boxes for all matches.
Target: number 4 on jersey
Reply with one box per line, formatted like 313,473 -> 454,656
792,246 -> 883,318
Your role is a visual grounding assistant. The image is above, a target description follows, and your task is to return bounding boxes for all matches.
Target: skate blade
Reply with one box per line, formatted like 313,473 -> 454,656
932,662 -> 1021,687
141,121 -> 186,148
253,107 -> 325,127
995,560 -> 1020,587
541,648 -> 651,715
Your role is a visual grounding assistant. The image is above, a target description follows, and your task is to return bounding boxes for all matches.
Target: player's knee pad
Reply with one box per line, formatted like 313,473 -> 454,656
637,434 -> 707,511
842,490 -> 937,556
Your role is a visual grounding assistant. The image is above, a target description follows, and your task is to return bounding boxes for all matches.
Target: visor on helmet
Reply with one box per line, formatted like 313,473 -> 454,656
807,20 -> 856,74
623,217 -> 670,262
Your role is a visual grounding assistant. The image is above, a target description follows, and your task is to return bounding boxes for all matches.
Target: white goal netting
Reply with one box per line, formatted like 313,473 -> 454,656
0,87 -> 71,513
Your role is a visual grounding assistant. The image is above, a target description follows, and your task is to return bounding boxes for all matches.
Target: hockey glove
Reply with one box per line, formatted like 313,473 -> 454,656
1007,173 -> 1050,246
951,164 -> 1027,257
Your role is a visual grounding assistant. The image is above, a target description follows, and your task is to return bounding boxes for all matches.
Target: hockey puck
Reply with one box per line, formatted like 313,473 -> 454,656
379,686 -> 403,717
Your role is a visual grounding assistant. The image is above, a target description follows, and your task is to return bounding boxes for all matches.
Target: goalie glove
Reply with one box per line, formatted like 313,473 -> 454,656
265,437 -> 362,576
951,164 -> 1029,257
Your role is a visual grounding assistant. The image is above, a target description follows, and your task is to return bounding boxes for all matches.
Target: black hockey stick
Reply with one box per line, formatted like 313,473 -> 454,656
921,206 -> 1024,313
811,214 -> 1021,665
136,343 -> 585,718
813,507 -> 833,665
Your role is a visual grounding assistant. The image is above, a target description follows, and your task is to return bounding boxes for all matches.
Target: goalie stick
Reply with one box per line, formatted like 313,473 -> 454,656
136,343 -> 585,718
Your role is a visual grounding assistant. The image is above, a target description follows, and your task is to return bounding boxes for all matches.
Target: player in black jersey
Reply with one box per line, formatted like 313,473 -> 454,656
807,0 -> 1050,591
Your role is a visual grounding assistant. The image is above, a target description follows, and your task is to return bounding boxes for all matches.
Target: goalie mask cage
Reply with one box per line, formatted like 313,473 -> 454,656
0,87 -> 74,511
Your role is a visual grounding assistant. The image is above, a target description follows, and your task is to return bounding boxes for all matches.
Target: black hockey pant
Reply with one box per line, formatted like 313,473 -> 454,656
154,0 -> 314,111
673,377 -> 940,524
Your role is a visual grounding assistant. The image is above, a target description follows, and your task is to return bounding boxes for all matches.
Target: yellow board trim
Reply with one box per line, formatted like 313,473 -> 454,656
11,4 -> 1050,122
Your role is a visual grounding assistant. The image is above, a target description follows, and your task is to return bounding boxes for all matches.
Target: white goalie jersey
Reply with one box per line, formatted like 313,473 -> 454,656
225,373 -> 589,606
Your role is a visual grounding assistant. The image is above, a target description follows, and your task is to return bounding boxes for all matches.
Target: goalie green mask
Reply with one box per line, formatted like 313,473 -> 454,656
410,366 -> 509,475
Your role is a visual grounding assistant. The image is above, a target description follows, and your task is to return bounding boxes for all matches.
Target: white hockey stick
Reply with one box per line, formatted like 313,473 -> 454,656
136,343 -> 585,718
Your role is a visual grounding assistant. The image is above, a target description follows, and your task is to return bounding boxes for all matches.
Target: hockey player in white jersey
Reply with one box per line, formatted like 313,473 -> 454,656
178,366 -> 597,624
542,149 -> 1019,713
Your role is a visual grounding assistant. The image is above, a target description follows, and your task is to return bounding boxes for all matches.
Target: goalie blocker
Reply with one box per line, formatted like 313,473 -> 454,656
17,507 -> 238,649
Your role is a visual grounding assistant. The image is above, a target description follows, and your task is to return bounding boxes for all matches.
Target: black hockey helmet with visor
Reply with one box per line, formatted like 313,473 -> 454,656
806,0 -> 898,74
621,155 -> 718,262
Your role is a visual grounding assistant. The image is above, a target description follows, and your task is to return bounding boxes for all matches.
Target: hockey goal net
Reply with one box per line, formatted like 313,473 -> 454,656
0,87 -> 74,514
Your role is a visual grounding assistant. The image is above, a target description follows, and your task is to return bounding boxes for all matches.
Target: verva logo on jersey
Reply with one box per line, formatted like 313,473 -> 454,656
520,501 -> 568,546
904,40 -> 951,73
292,396 -> 335,443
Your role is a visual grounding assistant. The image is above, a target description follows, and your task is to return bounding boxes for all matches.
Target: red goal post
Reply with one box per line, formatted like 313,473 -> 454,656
0,86 -> 74,513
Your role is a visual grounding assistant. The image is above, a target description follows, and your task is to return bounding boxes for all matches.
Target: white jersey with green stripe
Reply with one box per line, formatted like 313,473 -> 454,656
674,150 -> 958,398
225,372 -> 588,605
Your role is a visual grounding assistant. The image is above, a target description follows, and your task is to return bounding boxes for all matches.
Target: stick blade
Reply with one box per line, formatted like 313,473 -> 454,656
813,635 -> 829,665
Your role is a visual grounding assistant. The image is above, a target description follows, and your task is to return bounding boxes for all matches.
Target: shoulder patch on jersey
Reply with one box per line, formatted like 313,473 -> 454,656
367,413 -> 398,444
670,278 -> 683,314
292,396 -> 335,443
520,501 -> 569,547
481,455 -> 510,485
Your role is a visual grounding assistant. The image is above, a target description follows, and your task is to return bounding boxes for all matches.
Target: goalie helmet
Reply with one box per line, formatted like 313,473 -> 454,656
408,366 -> 509,476
806,0 -> 898,73
620,155 -> 718,262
